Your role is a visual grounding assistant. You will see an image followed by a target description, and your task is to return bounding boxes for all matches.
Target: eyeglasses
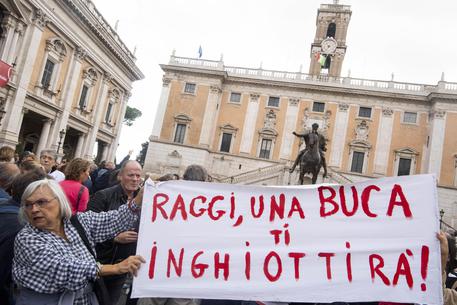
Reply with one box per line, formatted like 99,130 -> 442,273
23,197 -> 57,210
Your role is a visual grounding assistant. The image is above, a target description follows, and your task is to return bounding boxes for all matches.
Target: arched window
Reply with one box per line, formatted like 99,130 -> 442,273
39,38 -> 67,95
326,23 -> 336,38
78,67 -> 98,111
323,55 -> 331,70
105,89 -> 120,124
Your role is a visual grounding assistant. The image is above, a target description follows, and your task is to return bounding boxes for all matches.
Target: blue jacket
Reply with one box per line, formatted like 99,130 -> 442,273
0,199 -> 22,304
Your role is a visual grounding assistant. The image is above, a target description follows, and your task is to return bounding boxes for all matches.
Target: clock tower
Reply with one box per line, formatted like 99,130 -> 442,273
309,0 -> 352,77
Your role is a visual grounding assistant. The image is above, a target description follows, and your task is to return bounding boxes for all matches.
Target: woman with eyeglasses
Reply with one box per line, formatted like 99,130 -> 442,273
12,179 -> 145,305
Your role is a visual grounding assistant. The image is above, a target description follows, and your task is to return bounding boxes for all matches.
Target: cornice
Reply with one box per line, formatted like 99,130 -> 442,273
161,64 -> 226,79
59,0 -> 144,81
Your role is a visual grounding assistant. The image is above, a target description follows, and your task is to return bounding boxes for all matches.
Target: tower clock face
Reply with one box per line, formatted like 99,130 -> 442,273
321,38 -> 337,54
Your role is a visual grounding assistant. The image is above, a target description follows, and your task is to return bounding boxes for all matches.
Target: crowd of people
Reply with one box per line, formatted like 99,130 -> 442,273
0,145 -> 456,305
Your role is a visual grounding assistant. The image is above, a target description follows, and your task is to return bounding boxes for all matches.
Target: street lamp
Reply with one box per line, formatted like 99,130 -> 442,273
440,209 -> 445,230
56,129 -> 66,155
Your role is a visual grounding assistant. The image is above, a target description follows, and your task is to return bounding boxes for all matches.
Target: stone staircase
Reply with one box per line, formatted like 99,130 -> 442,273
217,163 -> 353,186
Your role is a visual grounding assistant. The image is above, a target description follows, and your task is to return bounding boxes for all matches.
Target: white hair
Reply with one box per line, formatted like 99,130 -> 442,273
19,179 -> 72,224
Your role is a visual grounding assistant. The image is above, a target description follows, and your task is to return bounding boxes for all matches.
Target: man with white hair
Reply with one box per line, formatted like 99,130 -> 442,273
39,149 -> 65,182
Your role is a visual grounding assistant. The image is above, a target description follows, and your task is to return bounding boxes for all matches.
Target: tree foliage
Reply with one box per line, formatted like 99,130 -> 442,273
136,141 -> 149,166
123,106 -> 142,126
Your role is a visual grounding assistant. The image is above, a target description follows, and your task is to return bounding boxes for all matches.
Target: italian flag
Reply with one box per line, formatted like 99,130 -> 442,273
314,52 -> 327,68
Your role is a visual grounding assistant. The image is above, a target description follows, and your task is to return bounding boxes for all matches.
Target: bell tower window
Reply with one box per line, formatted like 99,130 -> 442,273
326,23 -> 336,38
323,56 -> 331,70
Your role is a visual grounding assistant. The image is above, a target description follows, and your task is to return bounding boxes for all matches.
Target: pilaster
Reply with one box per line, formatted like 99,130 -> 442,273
0,10 -> 45,145
83,72 -> 111,159
198,85 -> 221,148
50,46 -> 86,148
427,110 -> 447,181
239,94 -> 260,155
107,92 -> 130,161
373,108 -> 394,175
150,77 -> 171,140
329,103 -> 349,167
279,98 -> 299,160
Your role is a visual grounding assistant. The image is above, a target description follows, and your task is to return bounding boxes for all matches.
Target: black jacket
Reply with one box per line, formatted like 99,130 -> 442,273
0,199 -> 23,303
87,184 -> 139,265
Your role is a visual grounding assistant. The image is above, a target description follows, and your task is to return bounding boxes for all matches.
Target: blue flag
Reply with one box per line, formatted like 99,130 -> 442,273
198,45 -> 202,58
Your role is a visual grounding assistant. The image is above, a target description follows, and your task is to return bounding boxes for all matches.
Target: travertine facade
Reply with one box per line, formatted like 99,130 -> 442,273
0,0 -> 143,161
145,2 -> 457,225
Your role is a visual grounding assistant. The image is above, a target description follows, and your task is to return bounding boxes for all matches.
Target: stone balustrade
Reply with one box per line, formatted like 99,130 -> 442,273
168,55 -> 457,95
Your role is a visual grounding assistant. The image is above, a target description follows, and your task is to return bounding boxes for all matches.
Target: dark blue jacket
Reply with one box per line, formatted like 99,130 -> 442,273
0,198 -> 22,304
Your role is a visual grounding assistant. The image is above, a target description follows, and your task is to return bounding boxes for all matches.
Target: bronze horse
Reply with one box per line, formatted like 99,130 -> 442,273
298,132 -> 322,184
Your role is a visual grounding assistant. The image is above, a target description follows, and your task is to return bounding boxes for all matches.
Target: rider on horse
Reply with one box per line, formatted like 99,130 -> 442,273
289,123 -> 328,177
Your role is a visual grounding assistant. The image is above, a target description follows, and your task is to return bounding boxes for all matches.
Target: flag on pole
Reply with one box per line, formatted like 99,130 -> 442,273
315,52 -> 327,68
198,45 -> 202,58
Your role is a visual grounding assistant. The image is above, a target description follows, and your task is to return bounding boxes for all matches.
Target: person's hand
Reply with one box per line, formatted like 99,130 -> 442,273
438,231 -> 449,258
116,255 -> 145,276
114,231 -> 138,244
133,187 -> 144,208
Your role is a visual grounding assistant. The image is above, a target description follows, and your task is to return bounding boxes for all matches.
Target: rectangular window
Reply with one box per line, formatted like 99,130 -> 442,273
312,102 -> 325,112
105,103 -> 113,123
220,133 -> 232,153
350,151 -> 364,173
259,139 -> 272,159
79,85 -> 89,109
41,59 -> 55,88
398,158 -> 412,176
174,123 -> 186,144
403,112 -> 417,124
358,107 -> 372,118
230,92 -> 241,103
268,96 -> 280,107
184,83 -> 196,94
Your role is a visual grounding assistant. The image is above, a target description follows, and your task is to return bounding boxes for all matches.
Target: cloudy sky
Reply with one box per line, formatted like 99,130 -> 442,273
90,0 -> 457,161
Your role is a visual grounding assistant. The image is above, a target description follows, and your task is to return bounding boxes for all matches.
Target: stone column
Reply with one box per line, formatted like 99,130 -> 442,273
0,14 -> 16,61
198,85 -> 221,148
427,110 -> 446,181
74,133 -> 85,158
150,77 -> 171,140
107,92 -> 130,162
0,10 -> 46,146
373,108 -> 394,175
329,103 -> 350,167
7,22 -> 24,64
239,94 -> 260,154
279,98 -> 300,160
36,119 -> 52,156
101,143 -> 109,162
49,46 -> 86,149
84,73 -> 112,159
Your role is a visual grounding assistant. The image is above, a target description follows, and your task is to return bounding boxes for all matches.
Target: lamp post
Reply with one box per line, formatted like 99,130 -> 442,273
56,129 -> 66,155
440,209 -> 445,230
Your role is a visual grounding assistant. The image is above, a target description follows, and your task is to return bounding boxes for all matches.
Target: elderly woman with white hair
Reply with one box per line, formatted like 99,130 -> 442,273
12,179 -> 145,305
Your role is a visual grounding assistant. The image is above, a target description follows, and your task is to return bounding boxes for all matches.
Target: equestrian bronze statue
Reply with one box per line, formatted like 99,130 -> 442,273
290,123 -> 328,184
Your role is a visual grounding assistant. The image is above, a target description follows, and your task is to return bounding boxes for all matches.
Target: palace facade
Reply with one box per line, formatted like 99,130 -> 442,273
145,2 -> 457,225
0,0 -> 143,161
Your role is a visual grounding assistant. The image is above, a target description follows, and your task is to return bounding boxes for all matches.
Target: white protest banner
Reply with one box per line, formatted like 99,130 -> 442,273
132,174 -> 442,304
